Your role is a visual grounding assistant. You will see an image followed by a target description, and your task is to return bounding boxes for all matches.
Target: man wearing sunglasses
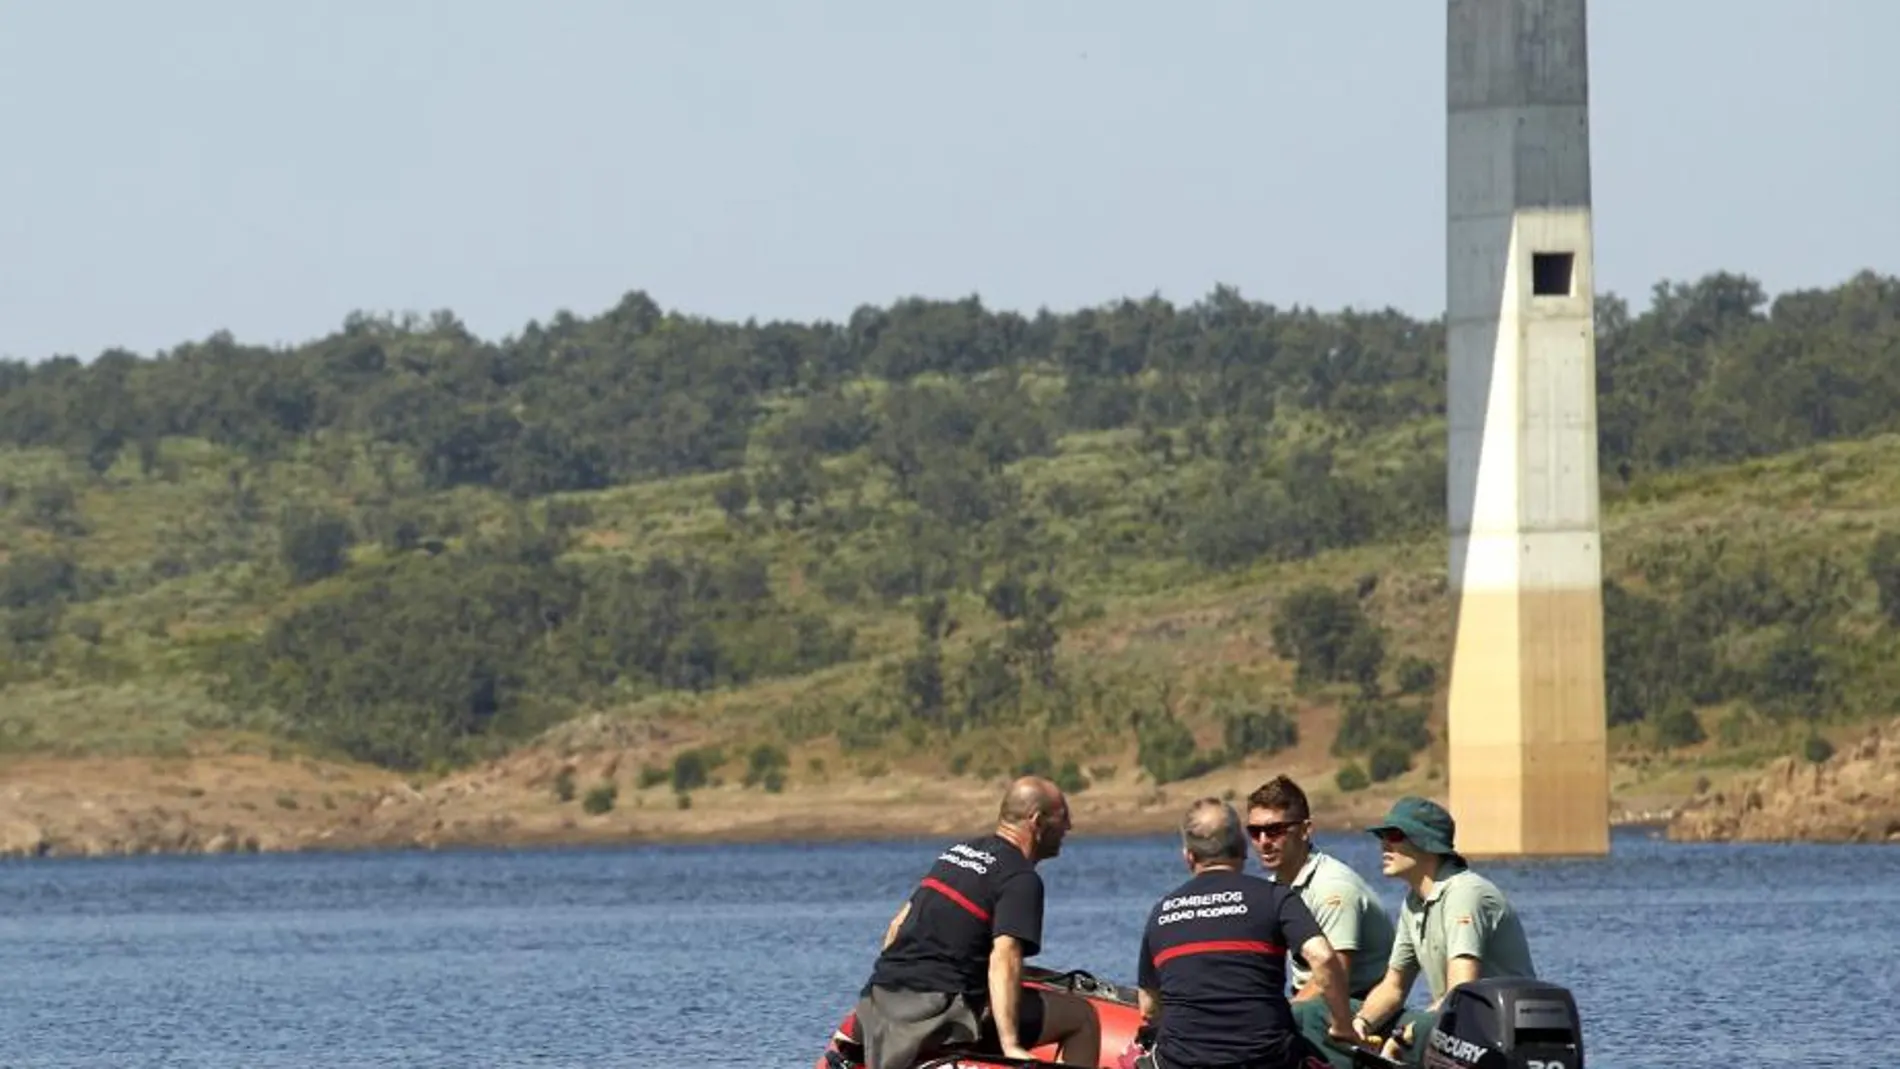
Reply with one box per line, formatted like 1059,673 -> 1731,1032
1244,776 -> 1395,1002
1344,796 -> 1538,1066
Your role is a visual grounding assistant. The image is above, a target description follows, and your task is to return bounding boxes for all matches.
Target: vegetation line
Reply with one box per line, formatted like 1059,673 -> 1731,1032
3,270 -> 1896,801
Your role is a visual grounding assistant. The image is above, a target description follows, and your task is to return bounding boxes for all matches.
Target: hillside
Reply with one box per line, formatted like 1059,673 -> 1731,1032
5,269 -> 1900,855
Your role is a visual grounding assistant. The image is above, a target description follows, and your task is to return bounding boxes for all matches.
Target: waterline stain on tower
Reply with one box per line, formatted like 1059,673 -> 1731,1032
1445,0 -> 1609,858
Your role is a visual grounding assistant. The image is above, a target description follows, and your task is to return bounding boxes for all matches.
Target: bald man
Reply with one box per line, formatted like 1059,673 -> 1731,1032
849,776 -> 1100,1068
1135,798 -> 1358,1069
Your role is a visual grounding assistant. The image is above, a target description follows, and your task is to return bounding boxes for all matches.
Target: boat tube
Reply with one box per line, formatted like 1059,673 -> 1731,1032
815,970 -> 1585,1069
813,965 -> 1146,1069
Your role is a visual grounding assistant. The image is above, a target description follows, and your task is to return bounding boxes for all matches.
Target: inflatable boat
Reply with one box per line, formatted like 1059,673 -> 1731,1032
813,966 -> 1144,1069
814,967 -> 1586,1069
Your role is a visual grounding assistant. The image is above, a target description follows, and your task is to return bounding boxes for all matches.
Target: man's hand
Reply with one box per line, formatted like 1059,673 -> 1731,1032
1324,1019 -> 1360,1046
1353,965 -> 1415,1041
1375,1019 -> 1415,1059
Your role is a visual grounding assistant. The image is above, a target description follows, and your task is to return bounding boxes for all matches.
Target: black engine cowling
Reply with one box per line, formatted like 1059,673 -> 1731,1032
1421,978 -> 1584,1069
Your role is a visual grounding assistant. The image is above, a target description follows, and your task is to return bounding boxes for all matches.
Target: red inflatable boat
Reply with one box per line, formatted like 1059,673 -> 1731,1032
816,971 -> 1590,1069
813,966 -> 1149,1069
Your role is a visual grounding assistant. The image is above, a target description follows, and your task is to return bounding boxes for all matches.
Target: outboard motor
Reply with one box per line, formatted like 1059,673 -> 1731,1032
1420,978 -> 1584,1069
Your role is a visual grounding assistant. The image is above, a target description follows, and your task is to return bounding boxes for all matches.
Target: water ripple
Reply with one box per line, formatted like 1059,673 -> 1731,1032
0,829 -> 1891,1067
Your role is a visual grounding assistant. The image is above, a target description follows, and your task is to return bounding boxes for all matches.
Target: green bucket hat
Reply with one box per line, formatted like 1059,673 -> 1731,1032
1366,796 -> 1459,856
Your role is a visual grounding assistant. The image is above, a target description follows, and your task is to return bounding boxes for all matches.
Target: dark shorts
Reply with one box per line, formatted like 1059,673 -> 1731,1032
1289,998 -> 1434,1069
852,984 -> 1049,1068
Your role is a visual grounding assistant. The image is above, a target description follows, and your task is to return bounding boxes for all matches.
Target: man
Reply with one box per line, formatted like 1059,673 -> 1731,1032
1136,797 -> 1358,1069
1245,775 -> 1395,1000
850,776 -> 1100,1069
1345,796 -> 1538,1066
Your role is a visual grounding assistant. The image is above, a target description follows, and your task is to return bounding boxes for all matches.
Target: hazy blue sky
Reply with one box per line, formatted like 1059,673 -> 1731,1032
3,2 -> 1895,362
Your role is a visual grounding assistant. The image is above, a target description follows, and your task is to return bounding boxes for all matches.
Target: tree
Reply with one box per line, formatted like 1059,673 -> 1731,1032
1270,585 -> 1385,689
280,506 -> 355,584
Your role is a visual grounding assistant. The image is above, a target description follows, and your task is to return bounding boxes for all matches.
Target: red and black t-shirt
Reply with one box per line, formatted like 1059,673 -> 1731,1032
866,834 -> 1045,1004
1137,869 -> 1322,1068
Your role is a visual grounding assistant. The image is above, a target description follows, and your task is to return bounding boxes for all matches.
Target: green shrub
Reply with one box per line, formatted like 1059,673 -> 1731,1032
279,504 -> 355,584
1802,733 -> 1835,764
743,743 -> 789,789
1367,742 -> 1412,784
1395,656 -> 1438,695
672,750 -> 710,792
1053,759 -> 1090,795
1222,705 -> 1298,758
1333,698 -> 1431,756
1653,704 -> 1706,749
582,782 -> 618,814
1136,709 -> 1216,785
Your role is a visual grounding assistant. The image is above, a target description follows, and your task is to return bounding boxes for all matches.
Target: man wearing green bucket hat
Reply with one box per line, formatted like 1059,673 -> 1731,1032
1292,795 -> 1538,1068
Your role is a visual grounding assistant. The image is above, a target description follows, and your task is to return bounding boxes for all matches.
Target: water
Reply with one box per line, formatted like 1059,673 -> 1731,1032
0,827 -> 1891,1067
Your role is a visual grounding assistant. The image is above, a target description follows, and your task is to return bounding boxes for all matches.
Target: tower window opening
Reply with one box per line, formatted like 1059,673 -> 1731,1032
1531,252 -> 1575,297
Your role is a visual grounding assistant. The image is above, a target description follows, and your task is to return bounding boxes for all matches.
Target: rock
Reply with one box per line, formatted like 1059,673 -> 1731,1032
1668,718 -> 1900,843
0,819 -> 49,858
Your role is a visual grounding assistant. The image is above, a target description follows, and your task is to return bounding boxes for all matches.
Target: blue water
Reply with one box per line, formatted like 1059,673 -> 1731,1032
0,827 -> 1890,1067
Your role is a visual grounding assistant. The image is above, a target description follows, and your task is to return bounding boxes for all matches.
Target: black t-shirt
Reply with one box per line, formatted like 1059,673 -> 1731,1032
867,834 -> 1045,1003
1137,868 -> 1322,1068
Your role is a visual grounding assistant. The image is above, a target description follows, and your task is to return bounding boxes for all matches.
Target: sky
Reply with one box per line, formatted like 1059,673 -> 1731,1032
2,1 -> 1896,362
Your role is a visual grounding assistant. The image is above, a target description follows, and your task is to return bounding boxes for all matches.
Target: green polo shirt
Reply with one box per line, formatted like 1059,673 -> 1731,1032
1387,861 -> 1537,1004
1283,850 -> 1395,997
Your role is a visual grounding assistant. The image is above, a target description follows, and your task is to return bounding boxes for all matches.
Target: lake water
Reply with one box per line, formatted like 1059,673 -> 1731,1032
0,826 -> 1890,1068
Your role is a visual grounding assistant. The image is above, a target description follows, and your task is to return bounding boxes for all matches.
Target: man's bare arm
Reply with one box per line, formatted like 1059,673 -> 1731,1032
1137,986 -> 1159,1024
1297,935 -> 1358,1043
880,902 -> 911,950
1292,947 -> 1353,1002
988,935 -> 1029,1055
1433,955 -> 1482,1009
1352,965 -> 1416,1039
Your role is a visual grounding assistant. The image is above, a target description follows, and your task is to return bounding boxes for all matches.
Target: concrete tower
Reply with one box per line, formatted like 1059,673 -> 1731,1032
1444,0 -> 1609,857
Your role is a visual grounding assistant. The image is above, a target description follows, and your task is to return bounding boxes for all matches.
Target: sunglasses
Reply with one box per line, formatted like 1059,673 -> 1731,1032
1246,820 -> 1305,841
1375,829 -> 1409,845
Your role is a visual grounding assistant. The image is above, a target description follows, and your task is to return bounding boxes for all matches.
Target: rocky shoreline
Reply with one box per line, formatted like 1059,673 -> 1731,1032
1665,718 -> 1900,844
6,718 -> 1896,860
0,790 -> 1686,861
0,766 -> 1682,863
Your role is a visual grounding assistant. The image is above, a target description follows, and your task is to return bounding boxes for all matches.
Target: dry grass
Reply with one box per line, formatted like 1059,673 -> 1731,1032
9,418 -> 1900,806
